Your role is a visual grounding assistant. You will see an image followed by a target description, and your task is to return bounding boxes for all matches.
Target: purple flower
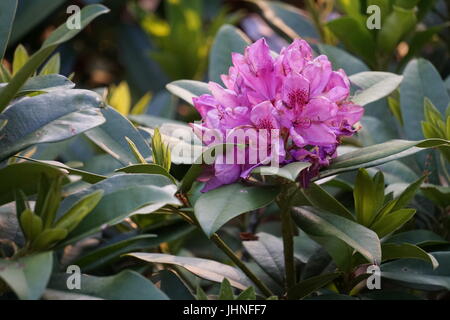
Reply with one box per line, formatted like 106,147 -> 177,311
192,38 -> 364,192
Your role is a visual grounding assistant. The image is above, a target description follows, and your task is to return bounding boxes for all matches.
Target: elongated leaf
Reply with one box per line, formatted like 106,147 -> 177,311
317,44 -> 369,75
157,270 -> 195,300
370,208 -> 416,238
302,182 -> 354,221
381,243 -> 439,269
327,17 -> 376,65
166,80 -> 210,106
318,139 -> 449,179
243,233 -> 285,284
16,157 -> 106,184
292,207 -> 382,264
0,0 -> 17,60
0,74 -> 75,96
0,89 -> 105,161
0,4 -> 109,110
49,270 -> 168,300
54,190 -> 103,233
350,72 -> 403,106
12,44 -> 29,75
421,184 -> 450,207
57,174 -> 179,244
252,162 -> 311,182
116,163 -> 175,183
128,253 -> 253,290
384,230 -> 448,247
0,251 -> 52,300
288,273 -> 341,300
381,251 -> 450,291
74,223 -> 195,272
85,106 -> 151,166
250,0 -> 319,41
0,162 -> 68,206
209,25 -> 250,84
194,184 -> 279,237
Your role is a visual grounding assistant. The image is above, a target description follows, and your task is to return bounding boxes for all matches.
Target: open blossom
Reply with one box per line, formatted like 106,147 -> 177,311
191,38 -> 364,192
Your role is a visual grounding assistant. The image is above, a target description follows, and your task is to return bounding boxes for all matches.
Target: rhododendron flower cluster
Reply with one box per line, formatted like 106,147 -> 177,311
191,38 -> 364,192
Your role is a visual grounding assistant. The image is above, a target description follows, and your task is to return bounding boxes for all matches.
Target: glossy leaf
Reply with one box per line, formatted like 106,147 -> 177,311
209,24 -> 250,84
292,207 -> 382,264
194,184 -> 279,237
288,273 -> 341,300
0,162 -> 68,206
0,0 -> 17,60
57,174 -> 179,244
381,251 -> 450,291
243,233 -> 285,284
49,270 -> 168,300
350,72 -> 403,106
85,106 -> 152,166
252,162 -> 311,182
128,253 -> 253,290
166,80 -> 210,106
0,4 -> 109,110
381,243 -> 439,269
318,139 -> 449,179
0,251 -> 52,300
316,44 -> 369,75
0,89 -> 105,161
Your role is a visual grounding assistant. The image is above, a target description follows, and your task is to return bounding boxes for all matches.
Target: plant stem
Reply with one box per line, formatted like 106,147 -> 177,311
210,233 -> 274,297
280,200 -> 296,299
172,207 -> 274,297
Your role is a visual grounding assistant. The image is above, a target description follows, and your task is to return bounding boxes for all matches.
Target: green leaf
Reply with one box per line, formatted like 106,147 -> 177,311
128,253 -> 253,291
250,0 -> 319,41
15,157 -> 106,184
349,72 -> 403,106
39,53 -> 60,75
242,233 -> 285,285
166,80 -> 210,106
31,227 -> 67,251
390,175 -> 425,212
0,251 -> 52,300
370,208 -> 416,238
0,74 -> 75,96
219,278 -> 235,300
252,162 -> 311,182
381,243 -> 439,269
0,162 -> 68,206
9,0 -> 66,44
125,136 -> 147,164
316,44 -> 369,75
292,207 -> 382,264
20,209 -> 43,242
49,270 -> 168,300
302,182 -> 354,221
85,106 -> 151,166
12,44 -> 29,75
401,59 -> 450,141
157,269 -> 195,300
56,174 -> 179,244
151,127 -> 171,171
381,251 -> 450,291
377,5 -> 417,55
54,190 -> 103,233
327,17 -> 376,66
116,163 -> 175,183
0,0 -> 17,60
0,89 -> 105,162
288,273 -> 341,300
209,24 -> 250,84
74,223 -> 194,272
318,139 -> 449,179
236,286 -> 256,300
0,4 -> 109,111
354,169 -> 384,226
194,184 -> 280,237
384,230 -> 448,247
421,184 -> 450,207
